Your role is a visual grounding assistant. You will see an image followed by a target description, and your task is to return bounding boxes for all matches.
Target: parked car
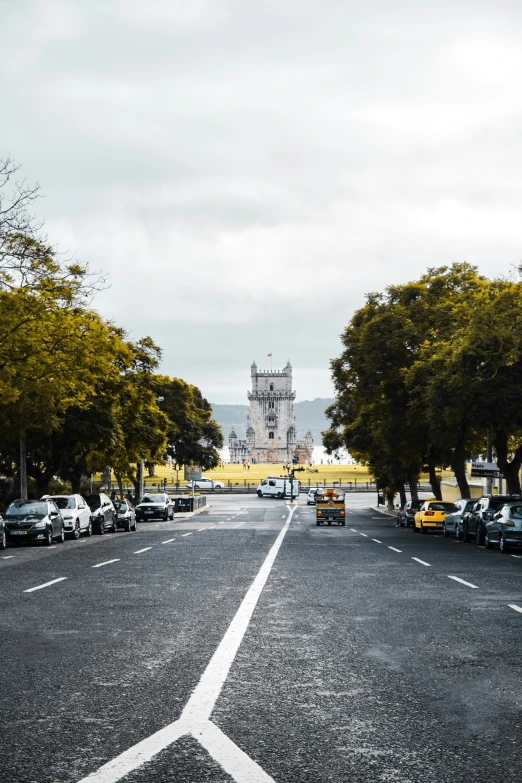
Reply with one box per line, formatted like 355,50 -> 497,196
462,495 -> 518,544
413,499 -> 458,533
3,499 -> 65,545
135,493 -> 173,522
257,477 -> 300,498
398,499 -> 423,528
307,488 -> 319,505
484,502 -> 522,552
186,479 -> 225,491
443,498 -> 477,538
113,499 -> 137,531
45,494 -> 92,539
84,493 -> 116,535
0,512 -> 5,550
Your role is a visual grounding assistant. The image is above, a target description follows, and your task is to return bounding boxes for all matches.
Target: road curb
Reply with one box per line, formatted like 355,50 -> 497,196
175,505 -> 211,520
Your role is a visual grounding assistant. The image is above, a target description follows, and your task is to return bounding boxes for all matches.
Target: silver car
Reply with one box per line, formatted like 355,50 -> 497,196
443,498 -> 476,538
307,488 -> 319,505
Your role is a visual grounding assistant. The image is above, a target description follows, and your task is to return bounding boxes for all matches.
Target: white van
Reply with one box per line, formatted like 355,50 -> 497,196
256,477 -> 300,499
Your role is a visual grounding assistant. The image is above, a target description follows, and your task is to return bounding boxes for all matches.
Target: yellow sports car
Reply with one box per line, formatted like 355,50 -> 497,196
413,499 -> 458,534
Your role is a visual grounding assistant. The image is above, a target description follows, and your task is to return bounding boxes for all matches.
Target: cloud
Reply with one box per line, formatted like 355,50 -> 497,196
2,0 -> 522,403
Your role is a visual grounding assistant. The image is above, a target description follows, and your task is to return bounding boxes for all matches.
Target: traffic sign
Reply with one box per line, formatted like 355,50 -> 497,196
471,461 -> 502,478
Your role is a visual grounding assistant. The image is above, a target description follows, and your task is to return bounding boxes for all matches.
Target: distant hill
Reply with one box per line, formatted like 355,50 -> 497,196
211,398 -> 335,444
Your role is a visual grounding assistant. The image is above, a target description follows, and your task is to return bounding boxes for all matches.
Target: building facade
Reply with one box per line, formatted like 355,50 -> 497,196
229,361 -> 314,464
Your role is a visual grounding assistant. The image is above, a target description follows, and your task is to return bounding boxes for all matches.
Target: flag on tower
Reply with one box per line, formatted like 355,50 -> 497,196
267,353 -> 272,357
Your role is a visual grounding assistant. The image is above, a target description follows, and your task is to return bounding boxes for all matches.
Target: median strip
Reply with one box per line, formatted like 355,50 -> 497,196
24,577 -> 68,593
134,547 -> 152,554
448,575 -> 479,589
92,559 -> 120,568
412,557 -> 431,567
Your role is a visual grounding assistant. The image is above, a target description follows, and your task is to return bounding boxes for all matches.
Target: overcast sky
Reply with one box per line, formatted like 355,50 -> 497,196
2,0 -> 522,403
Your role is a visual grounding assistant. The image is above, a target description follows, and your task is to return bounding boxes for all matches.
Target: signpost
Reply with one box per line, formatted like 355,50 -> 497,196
471,462 -> 503,478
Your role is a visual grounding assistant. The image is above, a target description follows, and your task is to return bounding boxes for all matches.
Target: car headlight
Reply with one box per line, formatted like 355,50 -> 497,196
32,521 -> 47,529
63,514 -> 73,520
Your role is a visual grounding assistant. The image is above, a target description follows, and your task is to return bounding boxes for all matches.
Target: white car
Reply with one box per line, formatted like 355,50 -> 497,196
307,488 -> 319,505
46,494 -> 92,539
186,479 -> 225,491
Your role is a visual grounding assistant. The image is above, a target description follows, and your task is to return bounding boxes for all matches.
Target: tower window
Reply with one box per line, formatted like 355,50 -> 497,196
269,400 -> 274,409
269,384 -> 273,391
269,432 -> 274,440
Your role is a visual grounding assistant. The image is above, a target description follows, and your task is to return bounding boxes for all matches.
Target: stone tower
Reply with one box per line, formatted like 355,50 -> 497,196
228,361 -> 314,464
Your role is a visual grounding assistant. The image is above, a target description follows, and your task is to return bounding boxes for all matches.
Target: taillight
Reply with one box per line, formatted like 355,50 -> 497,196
317,511 -> 322,516
340,511 -> 345,516
504,519 -> 515,527
424,511 -> 435,517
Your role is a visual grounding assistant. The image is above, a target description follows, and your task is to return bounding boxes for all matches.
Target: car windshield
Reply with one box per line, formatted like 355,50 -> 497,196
509,505 -> 522,519
142,495 -> 165,504
429,502 -> 458,512
84,495 -> 101,510
113,500 -> 127,511
465,500 -> 476,509
6,500 -> 48,518
51,497 -> 76,510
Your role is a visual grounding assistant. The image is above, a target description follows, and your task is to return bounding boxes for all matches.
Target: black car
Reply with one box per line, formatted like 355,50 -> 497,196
462,495 -> 520,544
0,512 -> 5,550
398,499 -> 423,528
84,493 -> 116,535
113,499 -> 137,531
3,499 -> 65,545
135,493 -> 173,522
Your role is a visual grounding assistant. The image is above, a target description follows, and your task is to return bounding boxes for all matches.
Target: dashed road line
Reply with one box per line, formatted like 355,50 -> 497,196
2,555 -> 14,559
197,528 -> 206,532
162,538 -> 176,544
388,546 -> 402,553
350,528 -> 357,532
182,532 -> 193,537
218,521 -> 225,524
359,533 -> 368,537
508,604 -> 522,614
134,547 -> 152,554
24,577 -> 68,593
412,557 -> 431,567
448,575 -> 479,589
511,555 -> 522,559
372,538 -> 382,544
92,559 -> 120,568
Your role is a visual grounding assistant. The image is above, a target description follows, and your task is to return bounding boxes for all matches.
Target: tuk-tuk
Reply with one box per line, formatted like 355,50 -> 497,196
315,488 -> 346,526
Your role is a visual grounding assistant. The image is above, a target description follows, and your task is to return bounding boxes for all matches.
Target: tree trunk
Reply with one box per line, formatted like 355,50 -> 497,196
408,468 -> 419,501
115,472 -> 124,499
428,461 -> 442,500
493,429 -> 522,495
451,428 -> 471,498
19,429 -> 27,500
70,469 -> 82,494
399,483 -> 407,508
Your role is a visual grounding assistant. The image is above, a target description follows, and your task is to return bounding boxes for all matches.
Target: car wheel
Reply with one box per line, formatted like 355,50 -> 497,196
476,527 -> 484,545
71,521 -> 80,540
111,517 -> 118,533
443,523 -> 450,537
462,525 -> 470,543
257,491 -> 263,497
316,520 -> 321,526
45,526 -> 53,546
97,517 -> 105,535
124,518 -> 131,532
0,528 -> 6,550
85,520 -> 92,537
412,522 -> 418,532
484,531 -> 493,549
500,534 -> 510,553
420,523 -> 426,534
132,517 -> 137,531
57,525 -> 65,544
164,511 -> 169,521
455,524 -> 461,540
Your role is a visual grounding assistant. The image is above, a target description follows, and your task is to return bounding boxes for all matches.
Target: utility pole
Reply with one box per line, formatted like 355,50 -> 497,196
486,424 -> 493,495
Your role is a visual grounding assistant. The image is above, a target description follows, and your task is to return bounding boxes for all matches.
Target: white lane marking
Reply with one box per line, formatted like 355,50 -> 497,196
92,559 -> 120,568
372,538 -> 382,544
162,538 -> 176,544
77,507 -> 297,783
208,525 -> 216,529
134,547 -> 152,554
182,532 -> 193,537
508,604 -> 522,614
197,528 -> 206,532
48,546 -> 56,549
388,546 -> 402,553
2,555 -> 14,559
218,521 -> 225,524
511,555 -> 522,559
412,557 -> 431,567
24,577 -> 68,593
350,528 -> 357,532
359,533 -> 368,537
448,575 -> 479,589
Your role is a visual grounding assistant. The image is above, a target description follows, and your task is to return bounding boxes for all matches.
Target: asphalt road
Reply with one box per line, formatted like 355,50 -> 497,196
1,494 -> 521,783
